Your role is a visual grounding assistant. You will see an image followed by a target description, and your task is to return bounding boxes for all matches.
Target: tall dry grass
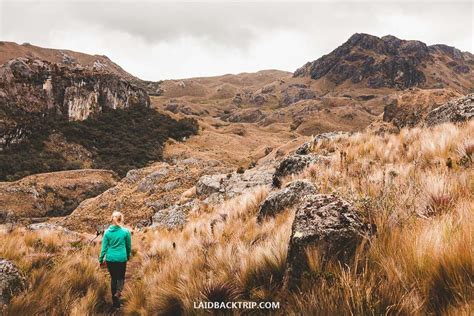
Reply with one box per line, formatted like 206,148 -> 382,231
0,229 -> 109,315
1,121 -> 472,315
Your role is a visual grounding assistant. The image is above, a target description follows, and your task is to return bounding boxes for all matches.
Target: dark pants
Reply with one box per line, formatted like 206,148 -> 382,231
106,261 -> 126,307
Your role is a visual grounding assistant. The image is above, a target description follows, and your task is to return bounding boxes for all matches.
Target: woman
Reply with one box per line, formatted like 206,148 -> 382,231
99,211 -> 132,308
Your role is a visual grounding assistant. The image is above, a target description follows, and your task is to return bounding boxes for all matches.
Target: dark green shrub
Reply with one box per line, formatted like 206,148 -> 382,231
0,105 -> 198,181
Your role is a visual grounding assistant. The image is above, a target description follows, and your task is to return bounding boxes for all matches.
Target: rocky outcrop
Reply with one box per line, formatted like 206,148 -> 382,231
196,166 -> 274,203
27,222 -> 74,234
63,159 -> 227,232
164,100 -> 208,116
281,84 -> 317,106
272,154 -> 324,188
314,131 -> 351,143
151,200 -> 199,229
285,194 -> 368,289
232,90 -> 253,105
135,167 -> 171,194
295,132 -> 351,155
251,93 -> 268,106
0,57 -> 150,147
294,141 -> 313,155
425,94 -> 474,126
221,108 -> 266,123
379,89 -> 462,129
257,180 -> 317,222
0,258 -> 27,305
294,33 -> 473,92
0,169 -> 118,221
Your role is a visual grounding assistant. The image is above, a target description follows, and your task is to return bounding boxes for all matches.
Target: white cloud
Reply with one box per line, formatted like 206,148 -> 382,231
0,1 -> 472,80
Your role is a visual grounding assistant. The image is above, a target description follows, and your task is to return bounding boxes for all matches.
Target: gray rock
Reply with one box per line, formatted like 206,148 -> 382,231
151,200 -> 198,229
27,223 -> 73,234
134,218 -> 152,229
313,131 -> 351,144
272,154 -> 323,187
0,210 -> 15,224
295,132 -> 352,155
425,94 -> 474,126
181,158 -> 200,165
196,167 -> 274,203
0,258 -> 27,305
285,194 -> 368,289
147,199 -> 168,212
261,84 -> 275,94
196,174 -> 227,197
251,93 -> 267,106
257,180 -> 317,222
295,142 -> 313,155
9,58 -> 32,79
136,167 -> 170,193
163,180 -> 180,191
124,169 -> 143,184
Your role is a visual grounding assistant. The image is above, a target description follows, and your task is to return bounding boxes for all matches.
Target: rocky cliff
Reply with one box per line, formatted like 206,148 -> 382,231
0,41 -> 163,95
0,57 -> 150,147
425,93 -> 474,126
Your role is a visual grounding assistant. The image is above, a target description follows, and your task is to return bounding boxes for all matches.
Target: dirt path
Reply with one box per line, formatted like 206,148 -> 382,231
98,253 -> 142,315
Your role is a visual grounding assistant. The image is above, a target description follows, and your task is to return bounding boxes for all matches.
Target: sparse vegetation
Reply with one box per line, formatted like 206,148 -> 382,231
1,121 -> 472,315
0,105 -> 198,181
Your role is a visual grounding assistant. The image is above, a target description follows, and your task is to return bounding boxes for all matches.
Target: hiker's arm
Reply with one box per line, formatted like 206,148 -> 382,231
99,233 -> 108,263
126,231 -> 131,260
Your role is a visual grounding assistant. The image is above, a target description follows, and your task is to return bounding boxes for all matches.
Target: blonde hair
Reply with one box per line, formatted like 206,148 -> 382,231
112,211 -> 124,226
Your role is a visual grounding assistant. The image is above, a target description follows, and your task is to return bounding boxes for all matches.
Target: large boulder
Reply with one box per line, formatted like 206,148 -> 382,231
151,200 -> 199,230
195,174 -> 227,197
0,258 -> 27,305
257,180 -> 317,222
425,94 -> 474,126
0,169 -> 118,221
285,194 -> 368,289
196,166 -> 274,204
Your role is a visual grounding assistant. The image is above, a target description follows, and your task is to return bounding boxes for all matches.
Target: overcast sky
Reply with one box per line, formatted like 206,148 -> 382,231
0,0 -> 472,80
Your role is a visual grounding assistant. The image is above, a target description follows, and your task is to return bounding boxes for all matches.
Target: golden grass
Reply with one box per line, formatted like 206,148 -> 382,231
1,121 -> 472,315
0,229 -> 109,315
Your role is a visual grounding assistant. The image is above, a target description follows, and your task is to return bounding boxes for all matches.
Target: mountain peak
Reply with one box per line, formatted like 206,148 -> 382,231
346,32 -> 381,45
294,33 -> 472,92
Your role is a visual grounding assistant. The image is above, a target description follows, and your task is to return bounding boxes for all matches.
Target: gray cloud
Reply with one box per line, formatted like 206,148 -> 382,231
0,1 -> 472,80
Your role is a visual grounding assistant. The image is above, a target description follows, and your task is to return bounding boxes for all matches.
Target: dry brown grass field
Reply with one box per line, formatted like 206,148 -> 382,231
1,121 -> 472,315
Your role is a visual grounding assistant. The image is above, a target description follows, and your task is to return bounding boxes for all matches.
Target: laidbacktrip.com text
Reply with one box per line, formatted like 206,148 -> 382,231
194,301 -> 280,310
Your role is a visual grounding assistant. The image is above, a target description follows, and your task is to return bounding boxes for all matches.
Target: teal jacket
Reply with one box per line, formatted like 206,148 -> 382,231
99,225 -> 131,263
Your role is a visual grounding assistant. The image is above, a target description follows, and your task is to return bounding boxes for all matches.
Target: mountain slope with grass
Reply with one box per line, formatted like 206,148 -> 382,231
1,120 -> 472,315
0,33 -> 473,315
